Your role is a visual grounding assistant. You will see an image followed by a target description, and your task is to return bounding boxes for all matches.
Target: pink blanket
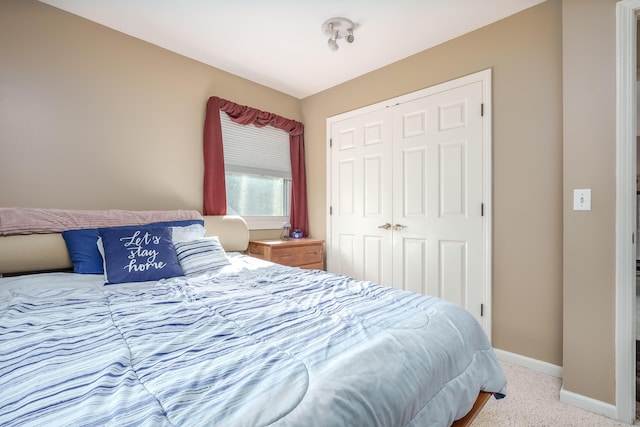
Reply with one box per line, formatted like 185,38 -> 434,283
0,208 -> 203,236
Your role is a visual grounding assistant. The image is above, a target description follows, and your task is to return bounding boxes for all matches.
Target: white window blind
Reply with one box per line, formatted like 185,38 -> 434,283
219,111 -> 291,178
219,110 -> 291,230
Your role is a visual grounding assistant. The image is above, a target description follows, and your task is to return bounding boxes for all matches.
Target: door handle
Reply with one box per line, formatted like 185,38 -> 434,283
378,223 -> 391,230
393,224 -> 407,231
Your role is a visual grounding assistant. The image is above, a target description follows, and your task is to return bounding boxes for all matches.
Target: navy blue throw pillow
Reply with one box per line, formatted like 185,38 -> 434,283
99,226 -> 184,285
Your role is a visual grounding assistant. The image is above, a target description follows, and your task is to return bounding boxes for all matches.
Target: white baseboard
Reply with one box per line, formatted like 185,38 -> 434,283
493,348 -> 621,422
493,348 -> 563,378
559,388 -> 618,420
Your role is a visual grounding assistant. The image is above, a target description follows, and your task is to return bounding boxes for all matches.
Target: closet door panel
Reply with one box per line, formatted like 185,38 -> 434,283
438,240 -> 467,307
392,80 -> 483,321
401,147 -> 427,217
439,140 -> 467,218
337,233 -> 357,279
330,109 -> 393,286
338,159 -> 355,215
401,237 -> 427,295
392,99 -> 431,293
363,235 -> 384,283
364,155 -> 384,216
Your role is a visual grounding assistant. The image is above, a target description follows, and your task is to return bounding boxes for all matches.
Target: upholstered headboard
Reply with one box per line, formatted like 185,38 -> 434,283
202,215 -> 250,252
0,215 -> 250,275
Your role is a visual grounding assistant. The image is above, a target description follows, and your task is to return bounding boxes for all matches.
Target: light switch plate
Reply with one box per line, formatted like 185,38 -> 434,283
573,189 -> 591,211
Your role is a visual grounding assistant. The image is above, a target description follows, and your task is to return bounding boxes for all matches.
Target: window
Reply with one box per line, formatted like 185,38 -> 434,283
220,111 -> 291,229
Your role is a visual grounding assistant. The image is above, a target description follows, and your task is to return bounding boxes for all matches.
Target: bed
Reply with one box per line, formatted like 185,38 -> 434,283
0,209 -> 506,426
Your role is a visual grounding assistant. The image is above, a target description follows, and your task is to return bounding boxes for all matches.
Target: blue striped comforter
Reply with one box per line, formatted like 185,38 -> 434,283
0,255 -> 506,426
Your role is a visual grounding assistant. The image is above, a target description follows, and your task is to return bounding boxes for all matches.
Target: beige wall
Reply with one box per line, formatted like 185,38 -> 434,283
0,0 -> 623,407
562,0 -> 617,404
303,1 -> 564,366
0,0 -> 301,217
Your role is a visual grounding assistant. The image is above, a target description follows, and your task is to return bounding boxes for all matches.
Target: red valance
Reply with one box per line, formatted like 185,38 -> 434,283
203,96 -> 309,236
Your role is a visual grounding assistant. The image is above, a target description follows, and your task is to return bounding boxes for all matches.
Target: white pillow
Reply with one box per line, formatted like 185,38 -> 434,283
171,224 -> 206,244
174,236 -> 230,275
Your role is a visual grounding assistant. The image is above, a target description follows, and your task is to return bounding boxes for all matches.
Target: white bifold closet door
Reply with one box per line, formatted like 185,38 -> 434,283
328,71 -> 490,334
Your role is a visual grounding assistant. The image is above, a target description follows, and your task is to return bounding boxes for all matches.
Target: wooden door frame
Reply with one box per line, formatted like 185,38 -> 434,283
325,69 -> 493,340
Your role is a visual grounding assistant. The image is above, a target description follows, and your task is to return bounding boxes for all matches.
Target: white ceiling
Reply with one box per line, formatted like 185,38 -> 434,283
39,0 -> 546,99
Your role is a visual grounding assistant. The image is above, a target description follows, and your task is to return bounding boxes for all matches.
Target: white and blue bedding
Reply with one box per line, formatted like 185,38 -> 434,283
0,254 -> 506,426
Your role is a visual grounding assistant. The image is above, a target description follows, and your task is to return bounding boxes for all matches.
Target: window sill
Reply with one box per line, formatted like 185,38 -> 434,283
242,216 -> 289,230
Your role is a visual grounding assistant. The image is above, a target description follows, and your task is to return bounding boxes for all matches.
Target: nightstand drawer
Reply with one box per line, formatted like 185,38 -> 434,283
247,238 -> 325,270
270,245 -> 323,266
248,242 -> 266,256
299,261 -> 324,270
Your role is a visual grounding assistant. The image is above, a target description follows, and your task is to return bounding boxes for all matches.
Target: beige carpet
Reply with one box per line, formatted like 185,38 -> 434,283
473,361 -> 635,427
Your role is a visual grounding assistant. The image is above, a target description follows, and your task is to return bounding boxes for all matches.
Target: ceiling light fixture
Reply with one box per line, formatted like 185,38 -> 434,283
321,17 -> 355,52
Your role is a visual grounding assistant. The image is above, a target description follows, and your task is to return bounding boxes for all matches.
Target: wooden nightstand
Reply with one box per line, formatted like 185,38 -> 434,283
247,238 -> 325,270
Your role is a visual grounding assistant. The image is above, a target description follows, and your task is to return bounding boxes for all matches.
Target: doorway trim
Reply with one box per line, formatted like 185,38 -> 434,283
616,0 -> 638,423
